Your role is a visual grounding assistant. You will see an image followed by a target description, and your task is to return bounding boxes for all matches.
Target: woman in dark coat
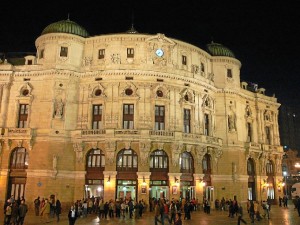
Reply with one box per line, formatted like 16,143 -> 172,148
55,199 -> 62,222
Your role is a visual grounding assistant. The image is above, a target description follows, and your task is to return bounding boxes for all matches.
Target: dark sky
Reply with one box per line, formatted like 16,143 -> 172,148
0,1 -> 299,107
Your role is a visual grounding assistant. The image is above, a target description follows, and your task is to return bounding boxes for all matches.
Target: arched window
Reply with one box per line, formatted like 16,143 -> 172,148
116,149 -> 138,171
86,149 -> 105,170
202,154 -> 211,174
10,147 -> 29,169
247,158 -> 255,176
150,150 -> 168,172
180,151 -> 194,173
266,160 -> 274,175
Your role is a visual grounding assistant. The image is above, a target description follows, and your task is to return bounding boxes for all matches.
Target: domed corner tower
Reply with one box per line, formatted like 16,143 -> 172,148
35,19 -> 89,70
206,41 -> 242,89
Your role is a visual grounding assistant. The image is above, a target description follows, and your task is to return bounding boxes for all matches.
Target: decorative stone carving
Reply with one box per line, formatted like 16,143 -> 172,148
111,54 -> 121,64
73,142 -> 83,163
232,162 -> 237,182
195,146 -> 207,165
124,141 -> 131,150
83,57 -> 93,66
105,141 -> 116,165
171,143 -> 182,166
139,141 -> 151,166
213,148 -> 223,163
54,99 -> 64,118
276,154 -> 282,173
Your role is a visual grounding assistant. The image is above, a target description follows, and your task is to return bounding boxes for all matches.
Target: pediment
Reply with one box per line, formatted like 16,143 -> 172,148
145,33 -> 176,48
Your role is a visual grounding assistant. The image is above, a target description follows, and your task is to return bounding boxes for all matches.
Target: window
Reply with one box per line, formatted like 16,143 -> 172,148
204,113 -> 209,135
123,104 -> 134,129
60,47 -> 68,57
180,152 -> 194,173
150,150 -> 168,171
201,62 -> 205,72
202,154 -> 211,174
155,105 -> 165,130
182,55 -> 187,65
18,104 -> 29,128
127,48 -> 134,58
92,105 -> 103,129
98,49 -> 105,59
227,69 -> 232,78
247,158 -> 255,176
247,123 -> 252,142
87,149 -> 105,169
116,149 -> 138,171
265,126 -> 271,144
184,109 -> 191,133
10,147 -> 29,169
39,49 -> 44,59
27,60 -> 32,65
266,160 -> 274,175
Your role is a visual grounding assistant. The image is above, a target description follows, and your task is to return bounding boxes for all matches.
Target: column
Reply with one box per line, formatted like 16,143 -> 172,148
0,84 -> 10,128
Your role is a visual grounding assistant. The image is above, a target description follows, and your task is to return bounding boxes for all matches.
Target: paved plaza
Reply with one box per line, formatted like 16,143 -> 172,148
2,202 -> 300,225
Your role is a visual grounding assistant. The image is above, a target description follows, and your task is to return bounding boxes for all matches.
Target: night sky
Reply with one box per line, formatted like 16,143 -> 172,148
0,1 -> 299,107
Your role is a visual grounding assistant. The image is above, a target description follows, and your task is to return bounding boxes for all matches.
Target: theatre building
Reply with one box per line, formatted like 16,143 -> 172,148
0,19 -> 283,207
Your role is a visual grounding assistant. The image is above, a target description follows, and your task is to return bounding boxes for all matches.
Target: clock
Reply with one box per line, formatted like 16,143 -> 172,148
155,49 -> 164,57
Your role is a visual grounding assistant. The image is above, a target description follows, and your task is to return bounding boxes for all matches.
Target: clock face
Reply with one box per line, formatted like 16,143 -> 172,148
155,49 -> 164,57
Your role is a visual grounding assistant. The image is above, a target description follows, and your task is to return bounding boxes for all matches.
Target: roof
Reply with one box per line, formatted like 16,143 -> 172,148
206,41 -> 235,58
41,19 -> 89,38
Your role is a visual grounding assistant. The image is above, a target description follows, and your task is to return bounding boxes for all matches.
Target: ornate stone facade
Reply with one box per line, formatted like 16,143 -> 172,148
0,20 -> 283,207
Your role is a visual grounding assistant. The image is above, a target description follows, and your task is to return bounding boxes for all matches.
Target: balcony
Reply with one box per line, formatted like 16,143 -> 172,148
149,130 -> 174,137
245,142 -> 261,150
81,129 -> 106,136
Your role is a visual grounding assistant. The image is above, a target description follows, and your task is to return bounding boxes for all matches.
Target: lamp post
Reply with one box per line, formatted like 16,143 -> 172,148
283,171 -> 287,196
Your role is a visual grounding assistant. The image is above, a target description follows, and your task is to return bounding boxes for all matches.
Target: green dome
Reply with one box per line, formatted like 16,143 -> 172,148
206,42 -> 235,58
41,19 -> 89,38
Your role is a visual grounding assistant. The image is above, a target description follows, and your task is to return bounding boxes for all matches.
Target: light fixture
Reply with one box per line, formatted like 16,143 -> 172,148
142,176 -> 146,185
174,177 -> 179,183
107,175 -> 111,183
199,178 -> 206,187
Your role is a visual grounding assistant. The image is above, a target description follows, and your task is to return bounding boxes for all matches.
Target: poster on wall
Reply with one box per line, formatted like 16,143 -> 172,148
172,186 -> 178,195
141,186 -> 147,194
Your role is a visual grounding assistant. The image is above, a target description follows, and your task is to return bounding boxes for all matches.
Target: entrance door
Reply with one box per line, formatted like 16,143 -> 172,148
205,186 -> 214,202
117,180 -> 137,201
150,186 -> 169,199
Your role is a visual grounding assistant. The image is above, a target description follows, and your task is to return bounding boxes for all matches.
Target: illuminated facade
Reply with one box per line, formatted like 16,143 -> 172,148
0,19 -> 283,207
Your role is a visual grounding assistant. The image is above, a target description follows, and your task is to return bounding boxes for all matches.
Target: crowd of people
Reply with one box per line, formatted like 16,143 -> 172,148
3,194 -> 300,224
3,195 -> 28,225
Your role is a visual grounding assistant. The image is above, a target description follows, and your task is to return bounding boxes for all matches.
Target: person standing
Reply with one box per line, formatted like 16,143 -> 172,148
55,199 -> 62,222
40,198 -> 51,223
34,197 -> 40,216
154,201 -> 161,225
237,203 -> 247,225
10,202 -> 19,225
4,201 -> 12,225
297,196 -> 300,217
68,205 -> 78,225
18,200 -> 28,225
249,200 -> 255,223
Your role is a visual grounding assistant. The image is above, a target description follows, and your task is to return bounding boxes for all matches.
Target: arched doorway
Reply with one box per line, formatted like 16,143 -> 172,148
180,151 -> 195,201
85,148 -> 105,199
116,148 -> 138,201
203,153 -> 213,202
247,158 -> 256,200
149,150 -> 169,199
7,147 -> 29,200
266,160 -> 275,203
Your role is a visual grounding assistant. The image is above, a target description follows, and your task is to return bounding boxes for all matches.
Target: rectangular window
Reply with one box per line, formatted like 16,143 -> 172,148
204,113 -> 209,135
201,62 -> 205,72
265,126 -> 271,144
247,122 -> 252,142
39,49 -> 44,59
155,105 -> 165,130
123,104 -> 134,129
182,55 -> 187,65
92,105 -> 103,129
98,49 -> 105,59
127,48 -> 134,58
18,104 -> 29,128
227,69 -> 232,78
184,109 -> 191,133
27,60 -> 32,65
60,47 -> 68,57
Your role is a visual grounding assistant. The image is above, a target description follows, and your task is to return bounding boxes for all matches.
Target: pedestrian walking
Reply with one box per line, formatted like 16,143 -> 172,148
68,205 -> 78,225
40,198 -> 51,223
34,197 -> 40,216
174,212 -> 182,225
237,203 -> 247,225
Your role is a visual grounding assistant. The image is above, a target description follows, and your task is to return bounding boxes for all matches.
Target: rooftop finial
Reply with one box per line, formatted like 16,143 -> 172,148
67,13 -> 70,21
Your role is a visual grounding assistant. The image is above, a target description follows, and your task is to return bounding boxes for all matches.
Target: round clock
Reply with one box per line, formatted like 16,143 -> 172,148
155,49 -> 164,57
